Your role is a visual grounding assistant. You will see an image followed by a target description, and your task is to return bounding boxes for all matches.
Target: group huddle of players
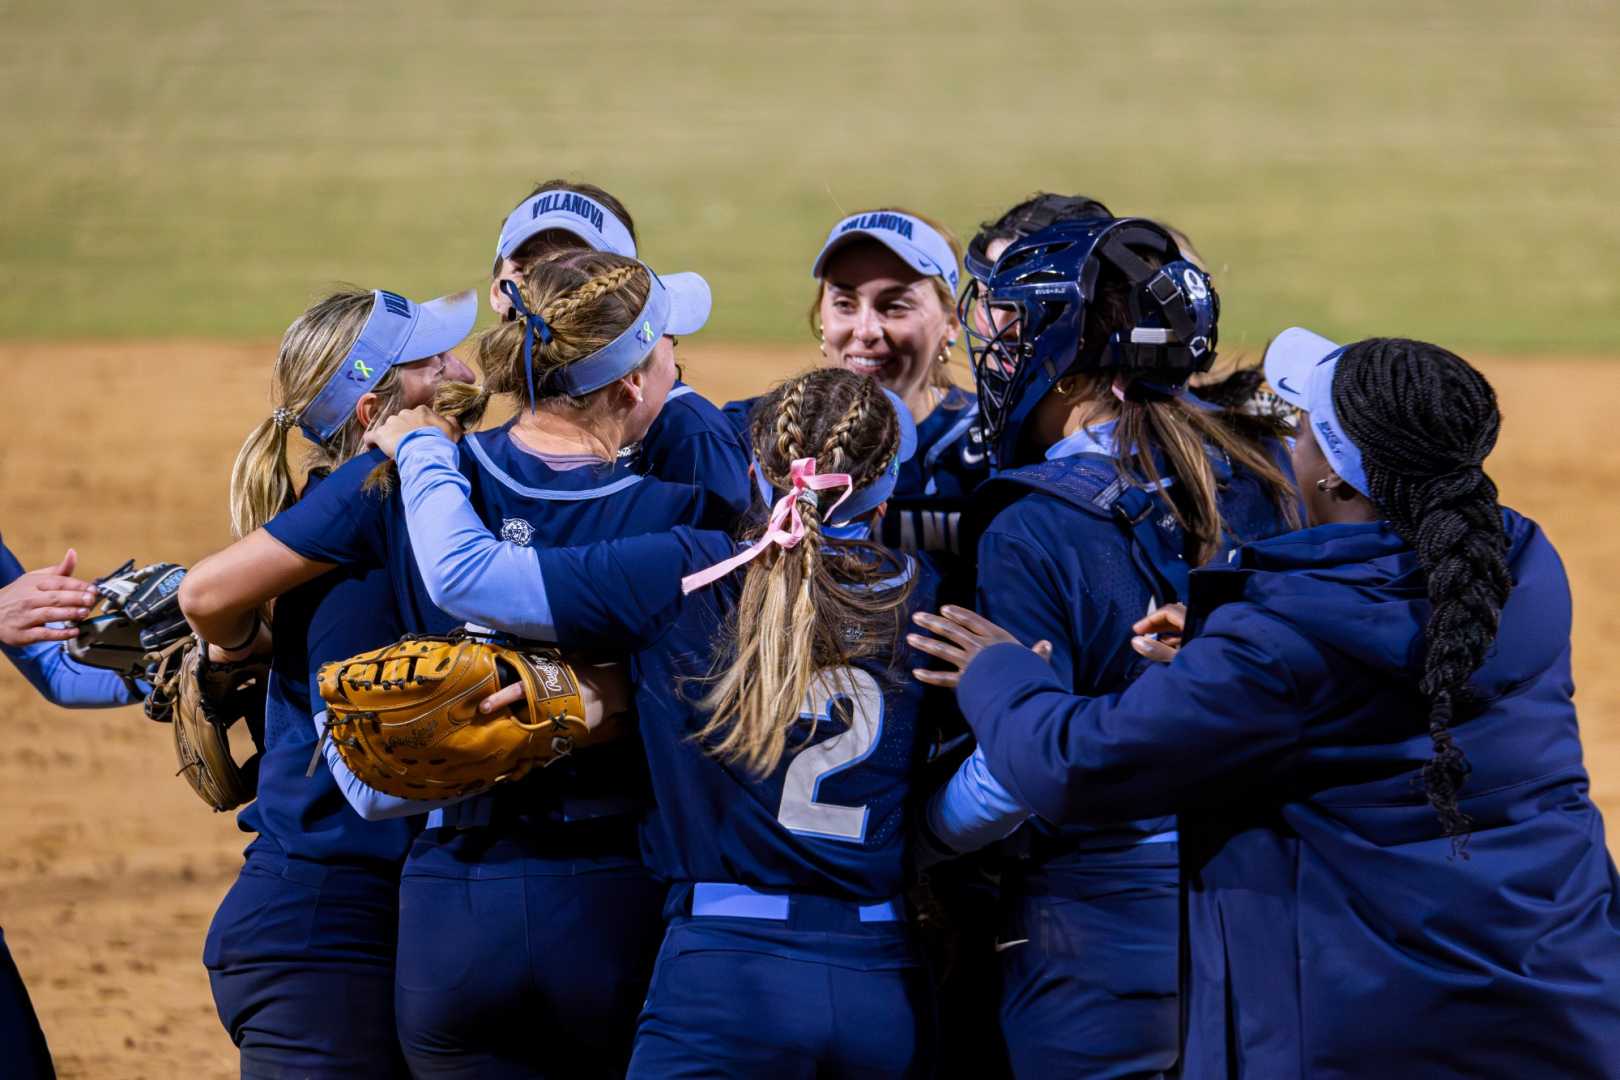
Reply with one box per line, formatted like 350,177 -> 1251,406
3,181 -> 1619,1080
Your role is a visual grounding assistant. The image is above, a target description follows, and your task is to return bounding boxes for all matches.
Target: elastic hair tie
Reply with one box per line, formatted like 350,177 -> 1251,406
500,279 -> 554,411
270,406 -> 296,431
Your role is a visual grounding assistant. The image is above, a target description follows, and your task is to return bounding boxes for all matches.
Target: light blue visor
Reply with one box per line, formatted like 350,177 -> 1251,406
753,387 -> 918,526
495,189 -> 637,262
811,210 -> 960,296
298,289 -> 477,445
1263,326 -> 1367,496
546,269 -> 711,398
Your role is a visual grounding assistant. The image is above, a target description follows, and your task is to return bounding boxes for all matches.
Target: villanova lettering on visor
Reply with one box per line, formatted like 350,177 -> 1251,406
530,192 -> 606,232
840,213 -> 915,240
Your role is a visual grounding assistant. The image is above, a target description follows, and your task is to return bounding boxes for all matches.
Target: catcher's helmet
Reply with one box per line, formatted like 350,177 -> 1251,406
959,217 -> 1218,468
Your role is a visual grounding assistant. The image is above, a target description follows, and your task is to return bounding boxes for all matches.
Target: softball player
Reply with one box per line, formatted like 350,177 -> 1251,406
187,286 -> 477,1078
369,367 -> 940,1077
492,179 -> 752,519
189,252 -> 718,1077
937,217 -> 1298,1078
912,334 -> 1620,1078
728,208 -> 984,566
1,537 -> 142,1080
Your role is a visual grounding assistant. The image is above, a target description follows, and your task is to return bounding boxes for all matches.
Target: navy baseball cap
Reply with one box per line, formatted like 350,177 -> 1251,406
811,210 -> 960,295
1263,327 -> 1367,496
298,289 -> 477,445
495,189 -> 637,263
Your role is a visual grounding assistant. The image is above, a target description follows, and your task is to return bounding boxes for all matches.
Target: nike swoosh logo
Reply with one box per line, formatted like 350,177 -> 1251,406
1276,377 -> 1298,395
994,938 -> 1029,953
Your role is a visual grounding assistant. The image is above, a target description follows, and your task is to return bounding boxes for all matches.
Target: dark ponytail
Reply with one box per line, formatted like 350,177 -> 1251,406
1331,338 -> 1512,853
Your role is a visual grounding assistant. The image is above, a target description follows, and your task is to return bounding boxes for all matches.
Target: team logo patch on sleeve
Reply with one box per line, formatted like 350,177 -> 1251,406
500,518 -> 535,546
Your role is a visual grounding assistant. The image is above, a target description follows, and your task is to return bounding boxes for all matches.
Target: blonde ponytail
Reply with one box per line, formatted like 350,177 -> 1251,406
698,370 -> 907,777
227,290 -> 388,536
228,415 -> 299,539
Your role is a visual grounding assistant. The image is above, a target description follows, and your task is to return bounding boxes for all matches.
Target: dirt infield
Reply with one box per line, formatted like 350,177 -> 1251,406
1,342 -> 1616,1077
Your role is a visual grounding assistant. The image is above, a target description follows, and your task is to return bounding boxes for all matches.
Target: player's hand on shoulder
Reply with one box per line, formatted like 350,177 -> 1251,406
908,604 -> 1053,689
364,405 -> 461,460
1130,602 -> 1186,664
0,549 -> 97,646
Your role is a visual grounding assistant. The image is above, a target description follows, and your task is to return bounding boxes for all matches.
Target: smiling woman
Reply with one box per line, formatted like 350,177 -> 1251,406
770,207 -> 989,566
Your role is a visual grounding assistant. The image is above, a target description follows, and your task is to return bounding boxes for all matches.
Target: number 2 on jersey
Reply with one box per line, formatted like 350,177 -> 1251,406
777,667 -> 884,843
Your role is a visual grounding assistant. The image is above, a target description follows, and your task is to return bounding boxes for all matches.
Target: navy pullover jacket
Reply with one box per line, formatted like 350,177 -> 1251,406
958,509 -> 1620,1078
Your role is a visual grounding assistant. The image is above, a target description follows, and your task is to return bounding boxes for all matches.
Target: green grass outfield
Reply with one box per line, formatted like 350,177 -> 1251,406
2,0 -> 1616,352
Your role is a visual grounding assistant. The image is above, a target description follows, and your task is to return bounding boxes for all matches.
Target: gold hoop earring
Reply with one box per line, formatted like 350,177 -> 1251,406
939,339 -> 956,365
1054,376 -> 1077,397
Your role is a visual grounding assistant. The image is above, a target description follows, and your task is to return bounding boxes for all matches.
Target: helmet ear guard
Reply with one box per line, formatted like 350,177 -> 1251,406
1093,226 -> 1219,378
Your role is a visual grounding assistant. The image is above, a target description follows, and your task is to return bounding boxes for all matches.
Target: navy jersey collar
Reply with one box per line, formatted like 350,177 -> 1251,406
465,423 -> 645,501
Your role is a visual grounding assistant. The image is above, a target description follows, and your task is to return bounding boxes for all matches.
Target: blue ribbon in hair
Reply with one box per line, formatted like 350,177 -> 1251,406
500,279 -> 554,411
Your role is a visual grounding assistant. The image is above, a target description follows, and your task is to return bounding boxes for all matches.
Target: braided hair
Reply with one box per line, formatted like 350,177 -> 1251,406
476,252 -> 650,411
700,369 -> 910,776
1331,338 -> 1511,853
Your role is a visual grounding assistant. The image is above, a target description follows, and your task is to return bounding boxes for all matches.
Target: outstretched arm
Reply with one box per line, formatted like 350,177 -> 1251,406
911,605 -> 1309,826
390,425 -> 558,639
2,545 -> 141,708
384,411 -> 709,650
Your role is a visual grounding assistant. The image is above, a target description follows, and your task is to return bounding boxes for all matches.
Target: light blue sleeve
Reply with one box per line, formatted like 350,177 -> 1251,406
3,639 -> 144,709
923,745 -> 1032,862
313,709 -> 466,822
394,428 -> 557,640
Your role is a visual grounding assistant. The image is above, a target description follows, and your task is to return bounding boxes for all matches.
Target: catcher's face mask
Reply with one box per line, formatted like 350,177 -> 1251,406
962,218 -> 1220,468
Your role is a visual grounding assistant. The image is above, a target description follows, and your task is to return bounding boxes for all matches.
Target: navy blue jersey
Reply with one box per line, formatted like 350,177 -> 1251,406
263,421 -> 710,875
634,382 -> 751,523
881,386 -> 989,559
538,529 -> 939,901
976,436 -> 1294,856
238,471 -> 415,866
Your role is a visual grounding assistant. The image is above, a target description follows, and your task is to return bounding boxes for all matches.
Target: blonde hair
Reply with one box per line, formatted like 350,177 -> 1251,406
477,251 -> 653,416
229,291 -> 488,536
229,291 -> 404,537
809,206 -> 964,393
698,369 -> 911,776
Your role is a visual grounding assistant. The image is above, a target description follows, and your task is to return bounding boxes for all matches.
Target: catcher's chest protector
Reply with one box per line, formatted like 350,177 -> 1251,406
980,454 -> 1191,606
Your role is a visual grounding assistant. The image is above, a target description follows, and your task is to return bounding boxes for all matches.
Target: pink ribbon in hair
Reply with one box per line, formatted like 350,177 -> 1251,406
680,457 -> 853,594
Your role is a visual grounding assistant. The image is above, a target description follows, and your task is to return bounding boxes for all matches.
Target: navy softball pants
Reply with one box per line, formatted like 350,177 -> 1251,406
393,860 -> 666,1079
628,883 -> 934,1078
997,843 -> 1181,1079
205,852 -> 407,1080
0,927 -> 53,1079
